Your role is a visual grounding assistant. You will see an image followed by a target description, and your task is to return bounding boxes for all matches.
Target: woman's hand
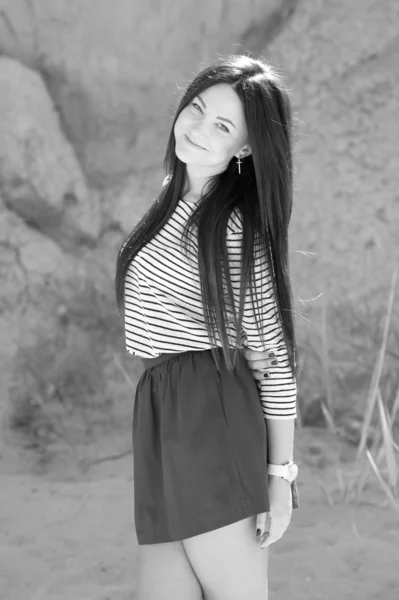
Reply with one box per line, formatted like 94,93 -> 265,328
257,476 -> 293,549
242,343 -> 278,385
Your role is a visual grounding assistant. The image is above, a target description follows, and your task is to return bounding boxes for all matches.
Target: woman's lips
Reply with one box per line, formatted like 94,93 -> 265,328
185,134 -> 206,150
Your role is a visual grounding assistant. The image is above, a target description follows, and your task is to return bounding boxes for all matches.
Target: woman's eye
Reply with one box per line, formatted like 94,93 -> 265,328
192,102 -> 203,113
218,123 -> 229,133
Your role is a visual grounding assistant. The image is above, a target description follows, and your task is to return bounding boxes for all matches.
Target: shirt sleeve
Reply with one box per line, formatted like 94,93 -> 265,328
226,218 -> 297,420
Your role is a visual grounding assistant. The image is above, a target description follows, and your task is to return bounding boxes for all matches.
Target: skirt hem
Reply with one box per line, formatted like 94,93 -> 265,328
135,493 -> 270,545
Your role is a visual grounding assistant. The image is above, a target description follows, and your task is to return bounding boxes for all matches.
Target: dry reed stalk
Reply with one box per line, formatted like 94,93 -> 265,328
320,293 -> 333,414
366,450 -> 399,518
357,380 -> 398,503
320,401 -> 337,435
316,476 -> 335,506
376,387 -> 398,492
335,462 -> 346,500
391,381 -> 399,424
357,270 -> 397,459
352,271 -> 399,513
354,429 -> 383,503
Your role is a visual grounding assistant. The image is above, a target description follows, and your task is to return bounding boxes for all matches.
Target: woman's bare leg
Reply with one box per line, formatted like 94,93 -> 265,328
182,515 -> 269,600
136,540 -> 204,600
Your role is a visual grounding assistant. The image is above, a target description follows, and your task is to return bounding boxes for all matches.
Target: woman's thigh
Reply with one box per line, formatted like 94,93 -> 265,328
182,515 -> 269,600
136,540 -> 204,600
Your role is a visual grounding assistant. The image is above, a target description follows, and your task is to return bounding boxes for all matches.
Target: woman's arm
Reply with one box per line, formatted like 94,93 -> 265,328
242,346 -> 295,463
265,418 -> 295,464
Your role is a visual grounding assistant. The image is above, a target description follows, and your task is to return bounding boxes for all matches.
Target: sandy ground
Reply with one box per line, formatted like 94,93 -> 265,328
1,426 -> 398,600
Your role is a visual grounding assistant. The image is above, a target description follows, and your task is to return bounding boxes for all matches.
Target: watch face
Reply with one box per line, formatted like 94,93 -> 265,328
288,463 -> 298,482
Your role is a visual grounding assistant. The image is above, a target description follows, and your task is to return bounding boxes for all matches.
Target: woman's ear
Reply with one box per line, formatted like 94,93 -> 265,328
236,146 -> 252,159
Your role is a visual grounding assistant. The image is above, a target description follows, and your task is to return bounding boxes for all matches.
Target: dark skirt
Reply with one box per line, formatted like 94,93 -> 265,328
132,347 -> 270,545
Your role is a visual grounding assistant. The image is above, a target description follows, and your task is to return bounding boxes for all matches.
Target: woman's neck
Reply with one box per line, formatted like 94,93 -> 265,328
183,168 -> 216,199
181,191 -> 201,203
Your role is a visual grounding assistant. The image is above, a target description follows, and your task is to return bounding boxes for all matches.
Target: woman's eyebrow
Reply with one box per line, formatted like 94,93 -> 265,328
197,95 -> 236,129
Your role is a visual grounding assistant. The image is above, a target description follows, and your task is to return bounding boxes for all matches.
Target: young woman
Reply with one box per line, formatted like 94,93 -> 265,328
115,54 -> 300,600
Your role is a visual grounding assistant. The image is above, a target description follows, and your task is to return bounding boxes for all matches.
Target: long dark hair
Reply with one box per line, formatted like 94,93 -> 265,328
115,54 -> 299,378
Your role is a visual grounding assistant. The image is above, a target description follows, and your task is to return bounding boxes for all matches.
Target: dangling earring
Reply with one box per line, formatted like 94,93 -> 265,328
237,155 -> 242,175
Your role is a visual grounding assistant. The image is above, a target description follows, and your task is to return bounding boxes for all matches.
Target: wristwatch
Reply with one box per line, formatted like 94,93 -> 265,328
267,460 -> 298,483
267,461 -> 300,509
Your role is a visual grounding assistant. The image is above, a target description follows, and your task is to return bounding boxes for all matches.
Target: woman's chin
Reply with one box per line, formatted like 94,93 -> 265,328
175,148 -> 188,164
175,148 -> 203,167
174,141 -> 188,161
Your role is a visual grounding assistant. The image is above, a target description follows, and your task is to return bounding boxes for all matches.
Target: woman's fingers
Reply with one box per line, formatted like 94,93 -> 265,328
242,348 -> 280,384
243,349 -> 276,375
256,511 -> 270,537
253,369 -> 269,381
257,512 -> 273,548
242,348 -> 273,364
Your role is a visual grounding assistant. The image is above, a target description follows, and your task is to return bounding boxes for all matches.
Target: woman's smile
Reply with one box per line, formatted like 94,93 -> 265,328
184,134 -> 207,150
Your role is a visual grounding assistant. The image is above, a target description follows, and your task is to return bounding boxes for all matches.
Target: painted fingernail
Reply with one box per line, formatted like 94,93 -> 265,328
272,359 -> 278,365
256,528 -> 261,537
268,352 -> 275,358
263,372 -> 269,378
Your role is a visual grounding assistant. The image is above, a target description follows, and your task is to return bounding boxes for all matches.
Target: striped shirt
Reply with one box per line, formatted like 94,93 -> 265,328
124,192 -> 297,421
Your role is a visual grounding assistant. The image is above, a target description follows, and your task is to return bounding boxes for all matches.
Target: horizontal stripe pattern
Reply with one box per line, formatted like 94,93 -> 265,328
124,197 -> 296,420
225,223 -> 297,420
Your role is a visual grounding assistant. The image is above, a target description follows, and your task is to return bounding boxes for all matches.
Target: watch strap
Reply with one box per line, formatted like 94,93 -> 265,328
291,480 -> 300,510
267,462 -> 300,510
267,463 -> 290,478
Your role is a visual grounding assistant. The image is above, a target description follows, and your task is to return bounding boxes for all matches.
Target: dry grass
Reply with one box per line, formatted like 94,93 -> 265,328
309,269 -> 399,516
6,279 -> 127,469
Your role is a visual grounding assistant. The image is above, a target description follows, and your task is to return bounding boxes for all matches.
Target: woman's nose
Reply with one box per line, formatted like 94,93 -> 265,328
189,127 -> 207,144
